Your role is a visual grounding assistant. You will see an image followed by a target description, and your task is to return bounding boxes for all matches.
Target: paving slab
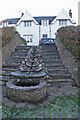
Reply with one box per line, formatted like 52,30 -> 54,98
4,99 -> 16,107
15,102 -> 26,108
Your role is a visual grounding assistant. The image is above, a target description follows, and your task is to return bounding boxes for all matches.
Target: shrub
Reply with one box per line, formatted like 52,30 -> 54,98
1,27 -> 16,47
57,26 -> 80,61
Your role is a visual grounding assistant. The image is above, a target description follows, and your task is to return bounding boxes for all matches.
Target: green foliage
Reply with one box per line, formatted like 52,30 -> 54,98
2,94 -> 79,118
57,26 -> 80,61
1,27 -> 16,47
21,38 -> 27,46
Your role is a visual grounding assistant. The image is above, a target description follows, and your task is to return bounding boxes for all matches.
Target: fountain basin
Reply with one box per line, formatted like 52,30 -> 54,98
6,80 -> 47,102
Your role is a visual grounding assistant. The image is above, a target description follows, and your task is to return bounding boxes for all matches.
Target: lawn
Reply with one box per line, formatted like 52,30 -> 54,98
2,94 -> 79,119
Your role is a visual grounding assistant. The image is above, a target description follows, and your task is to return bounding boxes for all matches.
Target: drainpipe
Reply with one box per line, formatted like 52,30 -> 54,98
49,24 -> 51,38
39,25 -> 41,41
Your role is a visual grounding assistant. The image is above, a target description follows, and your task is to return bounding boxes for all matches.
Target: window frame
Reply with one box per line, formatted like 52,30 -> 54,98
43,20 -> 48,26
24,21 -> 32,27
59,20 -> 67,26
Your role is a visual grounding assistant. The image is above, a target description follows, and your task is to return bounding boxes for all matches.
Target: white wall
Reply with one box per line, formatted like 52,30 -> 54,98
51,19 -> 75,39
16,21 -> 39,46
41,20 -> 50,38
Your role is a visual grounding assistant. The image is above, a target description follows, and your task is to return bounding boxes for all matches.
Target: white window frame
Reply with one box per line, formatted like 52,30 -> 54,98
24,21 -> 32,27
59,20 -> 67,26
43,20 -> 48,26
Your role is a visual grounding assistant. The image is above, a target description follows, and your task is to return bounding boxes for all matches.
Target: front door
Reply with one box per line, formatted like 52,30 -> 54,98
24,35 -> 33,46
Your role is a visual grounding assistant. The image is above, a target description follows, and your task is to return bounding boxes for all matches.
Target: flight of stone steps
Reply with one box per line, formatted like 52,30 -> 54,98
1,45 -> 74,87
1,46 -> 31,86
41,45 -> 74,86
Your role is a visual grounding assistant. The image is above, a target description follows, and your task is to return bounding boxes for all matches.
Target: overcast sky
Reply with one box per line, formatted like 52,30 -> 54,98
0,0 -> 79,24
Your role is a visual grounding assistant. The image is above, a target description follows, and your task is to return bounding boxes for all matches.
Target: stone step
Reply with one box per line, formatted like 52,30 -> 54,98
8,58 -> 23,63
47,78 -> 73,83
43,59 -> 62,63
42,48 -> 58,52
11,56 -> 25,59
3,63 -> 19,68
41,44 -> 56,48
12,52 -> 27,56
45,62 -> 63,67
13,50 -> 29,54
42,52 -> 58,55
47,81 -> 74,87
47,66 -> 65,69
48,68 -> 68,74
11,54 -> 26,57
50,73 -> 71,79
15,46 -> 30,51
1,70 -> 14,76
43,56 -> 60,59
42,54 -> 59,57
2,68 -> 17,71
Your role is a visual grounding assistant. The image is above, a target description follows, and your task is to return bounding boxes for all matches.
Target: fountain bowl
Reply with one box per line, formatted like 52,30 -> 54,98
6,79 -> 47,102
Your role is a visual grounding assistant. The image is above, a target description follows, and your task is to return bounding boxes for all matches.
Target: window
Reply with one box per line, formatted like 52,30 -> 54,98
43,20 -> 48,26
24,22 -> 26,27
27,22 -> 29,27
59,20 -> 67,26
23,35 -> 33,43
59,21 -> 61,26
24,21 -> 32,27
43,34 -> 47,38
3,22 -> 8,27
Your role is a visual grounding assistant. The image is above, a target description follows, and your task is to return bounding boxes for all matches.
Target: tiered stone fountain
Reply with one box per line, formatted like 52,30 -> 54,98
6,46 -> 48,102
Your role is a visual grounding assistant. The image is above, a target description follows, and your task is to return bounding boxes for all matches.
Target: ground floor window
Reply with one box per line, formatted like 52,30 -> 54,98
43,34 -> 48,38
23,35 -> 33,43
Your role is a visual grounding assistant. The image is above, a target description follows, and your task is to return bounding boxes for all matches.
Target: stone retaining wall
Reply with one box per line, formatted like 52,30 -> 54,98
56,34 -> 80,86
2,34 -> 22,65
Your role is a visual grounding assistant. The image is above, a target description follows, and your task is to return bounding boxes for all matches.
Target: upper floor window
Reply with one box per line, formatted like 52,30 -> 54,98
3,22 -> 8,27
24,21 -> 32,27
59,20 -> 67,26
43,20 -> 48,26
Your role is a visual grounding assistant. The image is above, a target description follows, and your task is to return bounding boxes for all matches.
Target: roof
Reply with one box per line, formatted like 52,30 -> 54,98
1,16 -> 56,25
2,18 -> 20,24
34,16 -> 56,24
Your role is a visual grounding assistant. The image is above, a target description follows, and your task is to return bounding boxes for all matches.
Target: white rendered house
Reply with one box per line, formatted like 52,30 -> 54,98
0,9 -> 76,46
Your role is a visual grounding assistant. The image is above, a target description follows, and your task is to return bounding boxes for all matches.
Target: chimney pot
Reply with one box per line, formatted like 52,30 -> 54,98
21,12 -> 24,17
69,9 -> 72,18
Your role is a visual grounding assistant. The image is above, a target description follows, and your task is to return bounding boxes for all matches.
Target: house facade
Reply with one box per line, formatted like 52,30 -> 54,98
0,9 -> 76,46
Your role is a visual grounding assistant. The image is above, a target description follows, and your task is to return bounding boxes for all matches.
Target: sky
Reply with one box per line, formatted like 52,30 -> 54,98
0,0 -> 79,25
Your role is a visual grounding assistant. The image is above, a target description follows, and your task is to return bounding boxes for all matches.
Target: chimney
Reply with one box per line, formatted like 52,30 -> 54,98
69,9 -> 72,18
21,12 -> 24,17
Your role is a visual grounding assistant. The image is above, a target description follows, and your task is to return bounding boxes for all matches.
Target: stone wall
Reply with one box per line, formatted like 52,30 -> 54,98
2,34 -> 22,65
56,34 -> 80,86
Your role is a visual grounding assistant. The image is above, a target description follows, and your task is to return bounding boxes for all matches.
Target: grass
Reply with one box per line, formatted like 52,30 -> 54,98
2,94 -> 79,119
57,26 -> 80,61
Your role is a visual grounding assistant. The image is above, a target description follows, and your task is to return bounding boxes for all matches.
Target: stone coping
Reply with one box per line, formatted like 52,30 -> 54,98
6,80 -> 46,90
